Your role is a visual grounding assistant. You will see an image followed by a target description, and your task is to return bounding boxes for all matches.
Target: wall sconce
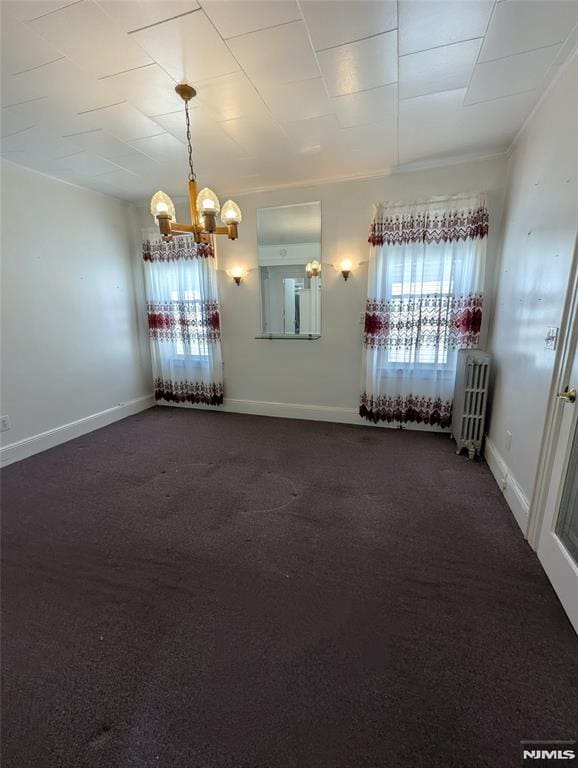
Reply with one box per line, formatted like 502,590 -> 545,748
305,259 -> 321,278
340,258 -> 353,281
226,267 -> 247,286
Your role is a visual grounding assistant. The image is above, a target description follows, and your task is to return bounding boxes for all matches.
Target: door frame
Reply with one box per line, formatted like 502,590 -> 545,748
527,236 -> 578,549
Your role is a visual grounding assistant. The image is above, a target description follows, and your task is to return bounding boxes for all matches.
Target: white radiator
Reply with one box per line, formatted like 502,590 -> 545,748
451,349 -> 491,459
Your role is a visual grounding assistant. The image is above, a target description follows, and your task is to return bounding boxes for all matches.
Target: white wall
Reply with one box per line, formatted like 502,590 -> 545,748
485,57 -> 578,531
1,161 -> 152,463
138,156 -> 507,421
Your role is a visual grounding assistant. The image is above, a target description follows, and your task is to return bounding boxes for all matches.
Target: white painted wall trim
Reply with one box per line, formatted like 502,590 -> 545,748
484,435 -> 530,536
0,395 -> 155,468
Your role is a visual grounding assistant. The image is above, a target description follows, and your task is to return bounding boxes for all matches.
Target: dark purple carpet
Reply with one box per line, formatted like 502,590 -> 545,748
2,406 -> 577,768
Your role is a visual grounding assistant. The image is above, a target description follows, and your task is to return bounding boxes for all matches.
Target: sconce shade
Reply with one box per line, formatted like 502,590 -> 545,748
150,190 -> 176,223
340,258 -> 353,281
226,266 -> 247,285
196,187 -> 220,214
220,200 -> 242,224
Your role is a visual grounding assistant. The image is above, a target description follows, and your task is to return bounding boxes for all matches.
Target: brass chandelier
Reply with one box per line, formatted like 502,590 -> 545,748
150,83 -> 242,243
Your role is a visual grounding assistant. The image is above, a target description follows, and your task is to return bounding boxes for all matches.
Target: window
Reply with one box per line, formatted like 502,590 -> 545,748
169,289 -> 209,359
386,247 -> 455,367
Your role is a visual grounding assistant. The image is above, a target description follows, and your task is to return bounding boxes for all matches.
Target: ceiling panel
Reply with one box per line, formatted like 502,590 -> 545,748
479,0 -> 577,62
129,132 -> 187,164
8,58 -> 123,113
97,0 -> 199,33
1,16 -> 63,75
399,38 -> 482,100
218,115 -> 291,157
104,64 -> 181,116
200,0 -> 301,39
331,84 -> 397,129
282,114 -> 340,154
465,45 -> 561,105
398,0 -> 493,56
300,0 -> 397,51
132,10 -> 239,83
195,72 -> 269,122
317,31 -> 397,97
399,87 -> 538,164
73,102 -> 165,142
259,78 -> 333,122
227,20 -> 320,85
0,1 -> 79,22
30,0 -> 152,79
61,129 -> 147,161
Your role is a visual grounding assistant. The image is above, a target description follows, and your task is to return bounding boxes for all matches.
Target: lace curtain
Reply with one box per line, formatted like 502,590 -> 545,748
142,237 -> 224,407
360,194 -> 488,428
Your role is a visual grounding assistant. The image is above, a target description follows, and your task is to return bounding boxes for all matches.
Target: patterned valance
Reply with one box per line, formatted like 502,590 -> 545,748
369,195 -> 489,246
143,238 -> 214,262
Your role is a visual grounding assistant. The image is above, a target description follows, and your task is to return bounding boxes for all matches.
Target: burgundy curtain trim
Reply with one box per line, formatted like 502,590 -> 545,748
147,300 -> 221,342
143,239 -> 214,262
154,379 -> 224,406
359,393 -> 452,428
363,294 -> 483,350
369,205 -> 489,246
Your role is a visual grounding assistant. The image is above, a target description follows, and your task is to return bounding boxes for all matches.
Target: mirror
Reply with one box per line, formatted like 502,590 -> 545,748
256,202 -> 321,338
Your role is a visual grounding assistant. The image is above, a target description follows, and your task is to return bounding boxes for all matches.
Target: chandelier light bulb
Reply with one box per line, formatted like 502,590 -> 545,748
220,200 -> 242,225
196,187 -> 220,215
150,190 -> 176,223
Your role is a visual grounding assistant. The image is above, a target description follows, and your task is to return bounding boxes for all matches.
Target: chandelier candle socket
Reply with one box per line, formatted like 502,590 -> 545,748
150,84 -> 242,243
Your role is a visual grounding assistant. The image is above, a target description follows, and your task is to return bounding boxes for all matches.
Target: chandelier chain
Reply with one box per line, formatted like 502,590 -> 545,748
184,101 -> 195,181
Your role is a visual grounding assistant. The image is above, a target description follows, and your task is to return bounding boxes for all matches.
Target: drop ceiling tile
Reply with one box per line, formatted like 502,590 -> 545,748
300,0 -> 397,51
110,152 -> 162,176
1,16 -> 63,75
105,65 -> 181,116
479,0 -> 577,62
398,1 -> 493,56
0,124 -> 82,158
9,59 -> 121,113
30,0 -> 152,79
259,78 -> 333,122
227,21 -> 320,85
195,72 -> 268,122
399,38 -> 482,100
331,83 -> 397,128
46,150 -> 122,176
1,1 -> 79,22
218,115 -> 290,156
465,44 -> 561,105
61,129 -> 145,160
399,87 -> 538,164
129,132 -> 187,164
149,106 -> 247,160
132,10 -> 239,83
282,114 -> 340,153
74,102 -> 164,142
97,0 -> 199,33
1,98 -> 49,138
201,0 -> 301,39
317,31 -> 397,97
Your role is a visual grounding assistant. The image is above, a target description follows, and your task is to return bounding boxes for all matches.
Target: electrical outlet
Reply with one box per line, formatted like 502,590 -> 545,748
359,312 -> 365,325
545,326 -> 559,350
1,415 -> 11,432
505,430 -> 512,451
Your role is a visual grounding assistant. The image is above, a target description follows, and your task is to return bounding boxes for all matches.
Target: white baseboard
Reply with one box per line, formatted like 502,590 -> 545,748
223,398 -> 361,425
159,396 -> 448,432
484,435 -> 530,536
0,395 -> 155,468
